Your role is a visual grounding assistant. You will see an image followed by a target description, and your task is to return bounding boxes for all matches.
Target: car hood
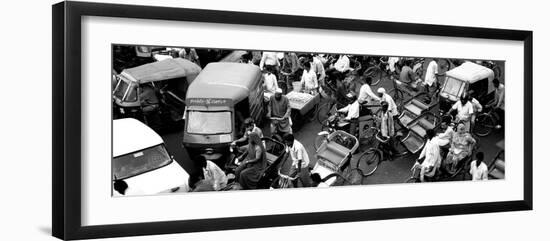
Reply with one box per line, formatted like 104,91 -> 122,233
115,161 -> 190,196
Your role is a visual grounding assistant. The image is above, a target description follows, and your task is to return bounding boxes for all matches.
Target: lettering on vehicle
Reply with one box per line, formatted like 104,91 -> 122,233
186,98 -> 233,106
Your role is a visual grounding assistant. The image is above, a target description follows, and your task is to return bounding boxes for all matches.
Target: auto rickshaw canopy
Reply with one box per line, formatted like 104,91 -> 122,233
445,61 -> 494,84
186,62 -> 261,103
120,58 -> 202,84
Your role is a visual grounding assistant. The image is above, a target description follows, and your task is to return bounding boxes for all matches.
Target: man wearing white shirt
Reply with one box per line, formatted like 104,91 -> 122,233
311,54 -> 326,86
411,129 -> 446,182
259,51 -> 280,72
263,71 -> 278,101
377,88 -> 398,117
470,152 -> 488,181
300,62 -> 318,95
334,54 -> 352,73
423,58 -> 440,95
448,95 -> 474,131
283,134 -> 312,187
358,77 -> 381,105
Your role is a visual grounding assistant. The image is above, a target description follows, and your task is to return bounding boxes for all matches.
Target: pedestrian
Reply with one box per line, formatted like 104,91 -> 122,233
423,58 -> 440,95
259,51 -> 280,73
263,68 -> 279,98
469,152 -> 489,181
267,88 -> 293,137
377,87 -> 398,117
283,133 -> 312,187
300,62 -> 319,95
311,54 -> 326,86
197,155 -> 228,191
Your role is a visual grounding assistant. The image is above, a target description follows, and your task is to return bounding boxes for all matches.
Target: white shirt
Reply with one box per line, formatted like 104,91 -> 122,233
358,84 -> 381,103
418,138 -> 445,168
381,93 -> 398,117
312,56 -> 326,81
334,55 -> 351,73
263,73 -> 278,94
452,101 -> 474,121
300,69 -> 318,91
259,52 -> 280,70
470,161 -> 489,181
495,84 -> 505,110
424,60 -> 438,86
203,160 -> 228,191
471,98 -> 483,113
288,140 -> 310,168
338,101 -> 360,120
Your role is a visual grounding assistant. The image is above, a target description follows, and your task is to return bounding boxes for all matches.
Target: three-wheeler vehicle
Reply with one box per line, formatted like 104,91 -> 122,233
182,62 -> 264,166
112,58 -> 202,131
438,61 -> 495,114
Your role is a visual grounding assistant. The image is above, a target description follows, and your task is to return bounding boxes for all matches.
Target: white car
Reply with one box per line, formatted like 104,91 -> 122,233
112,118 -> 189,196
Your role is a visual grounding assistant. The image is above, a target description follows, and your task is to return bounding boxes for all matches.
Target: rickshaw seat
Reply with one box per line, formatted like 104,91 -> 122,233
409,117 -> 436,137
401,131 -> 425,154
265,153 -> 278,164
404,99 -> 429,116
399,111 -> 416,127
316,142 -> 349,166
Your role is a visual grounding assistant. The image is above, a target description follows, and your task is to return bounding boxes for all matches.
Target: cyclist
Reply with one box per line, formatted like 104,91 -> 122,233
357,77 -> 381,116
377,87 -> 398,118
447,94 -> 474,131
337,92 -> 360,136
411,129 -> 445,182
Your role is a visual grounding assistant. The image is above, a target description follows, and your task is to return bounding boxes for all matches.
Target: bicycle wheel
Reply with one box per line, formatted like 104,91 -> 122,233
473,113 -> 495,137
364,66 -> 382,85
316,102 -> 332,126
387,88 -> 405,110
356,148 -> 381,176
359,125 -> 378,151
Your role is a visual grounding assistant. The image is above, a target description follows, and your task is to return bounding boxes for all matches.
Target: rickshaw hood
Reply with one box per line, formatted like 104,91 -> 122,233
186,62 -> 261,103
120,58 -> 202,84
445,61 -> 494,83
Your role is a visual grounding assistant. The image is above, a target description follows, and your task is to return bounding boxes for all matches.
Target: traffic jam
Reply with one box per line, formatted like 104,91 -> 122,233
111,45 -> 505,196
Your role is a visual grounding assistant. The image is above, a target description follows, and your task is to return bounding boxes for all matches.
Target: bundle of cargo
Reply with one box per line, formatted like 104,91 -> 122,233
286,91 -> 320,115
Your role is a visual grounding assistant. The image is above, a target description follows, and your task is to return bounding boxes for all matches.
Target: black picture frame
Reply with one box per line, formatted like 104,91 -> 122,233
52,1 -> 533,240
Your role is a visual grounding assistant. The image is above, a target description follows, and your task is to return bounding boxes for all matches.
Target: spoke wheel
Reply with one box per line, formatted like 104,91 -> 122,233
364,66 -> 383,85
356,148 -> 381,176
473,114 -> 495,137
316,102 -> 333,126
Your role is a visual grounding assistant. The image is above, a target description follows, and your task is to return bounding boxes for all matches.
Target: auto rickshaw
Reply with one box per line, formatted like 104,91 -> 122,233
112,58 -> 202,131
438,61 -> 495,113
182,62 -> 264,166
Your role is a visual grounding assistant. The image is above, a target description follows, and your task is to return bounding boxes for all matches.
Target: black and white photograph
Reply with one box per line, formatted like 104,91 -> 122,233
111,45 -> 506,196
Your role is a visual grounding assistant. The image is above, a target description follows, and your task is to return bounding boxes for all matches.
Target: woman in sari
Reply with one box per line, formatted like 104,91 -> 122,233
443,123 -> 476,174
235,132 -> 267,190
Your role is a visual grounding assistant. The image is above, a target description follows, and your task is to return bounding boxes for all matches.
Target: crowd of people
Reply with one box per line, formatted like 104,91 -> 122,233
182,51 -> 506,189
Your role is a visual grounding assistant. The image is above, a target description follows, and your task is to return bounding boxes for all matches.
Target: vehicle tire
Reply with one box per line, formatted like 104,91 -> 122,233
356,148 -> 381,176
359,125 -> 378,151
473,114 -> 495,137
316,102 -> 333,127
388,88 -> 405,110
364,66 -> 382,85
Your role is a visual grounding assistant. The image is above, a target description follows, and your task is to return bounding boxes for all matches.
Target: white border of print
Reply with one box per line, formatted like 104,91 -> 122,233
81,16 -> 523,226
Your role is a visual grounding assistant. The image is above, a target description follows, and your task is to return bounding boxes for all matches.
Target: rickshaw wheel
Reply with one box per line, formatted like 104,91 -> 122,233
473,114 -> 495,137
356,148 -> 381,176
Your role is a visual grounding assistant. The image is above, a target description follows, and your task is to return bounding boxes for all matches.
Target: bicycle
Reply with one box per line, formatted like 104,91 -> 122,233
363,57 -> 401,86
472,105 -> 502,137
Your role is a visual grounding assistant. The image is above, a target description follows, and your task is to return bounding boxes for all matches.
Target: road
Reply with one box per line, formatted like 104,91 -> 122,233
161,58 -> 504,185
